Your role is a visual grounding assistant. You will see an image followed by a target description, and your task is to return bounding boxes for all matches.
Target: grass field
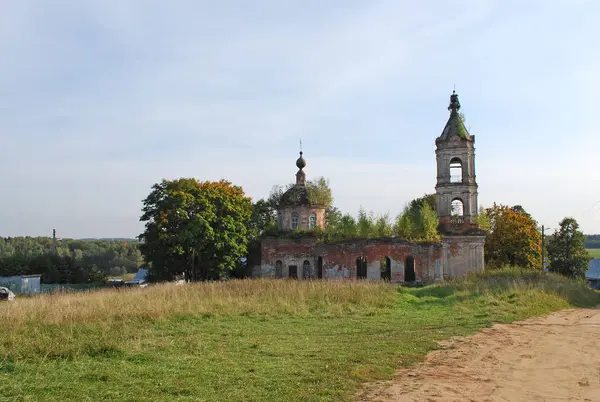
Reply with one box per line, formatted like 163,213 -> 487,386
1,269 -> 598,401
587,248 -> 600,259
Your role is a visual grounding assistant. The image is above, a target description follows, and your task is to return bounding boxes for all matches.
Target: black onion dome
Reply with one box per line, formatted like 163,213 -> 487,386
296,151 -> 306,169
279,185 -> 310,207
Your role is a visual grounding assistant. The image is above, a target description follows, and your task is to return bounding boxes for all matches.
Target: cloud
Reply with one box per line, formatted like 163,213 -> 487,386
1,0 -> 600,237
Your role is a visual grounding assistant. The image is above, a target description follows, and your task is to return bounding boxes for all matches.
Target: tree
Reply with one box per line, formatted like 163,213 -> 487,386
392,194 -> 440,241
248,199 -> 277,240
484,203 -> 541,269
476,206 -> 492,231
547,217 -> 589,278
139,179 -> 252,282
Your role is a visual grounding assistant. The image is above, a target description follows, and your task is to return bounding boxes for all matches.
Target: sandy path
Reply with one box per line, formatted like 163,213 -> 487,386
358,308 -> 600,401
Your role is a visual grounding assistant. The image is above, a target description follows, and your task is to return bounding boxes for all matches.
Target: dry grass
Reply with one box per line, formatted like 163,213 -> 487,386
1,279 -> 396,326
0,279 -> 398,361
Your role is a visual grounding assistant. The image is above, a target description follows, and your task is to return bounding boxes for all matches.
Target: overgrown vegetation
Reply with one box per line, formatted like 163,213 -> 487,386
0,270 -> 597,401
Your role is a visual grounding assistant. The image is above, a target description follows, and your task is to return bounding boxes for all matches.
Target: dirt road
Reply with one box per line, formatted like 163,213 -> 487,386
358,308 -> 600,401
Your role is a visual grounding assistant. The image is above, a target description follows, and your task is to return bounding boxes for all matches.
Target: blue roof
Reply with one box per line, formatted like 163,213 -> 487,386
586,259 -> 600,280
131,268 -> 148,282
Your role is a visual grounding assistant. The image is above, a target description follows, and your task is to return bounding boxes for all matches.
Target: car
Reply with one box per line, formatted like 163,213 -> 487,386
0,287 -> 16,301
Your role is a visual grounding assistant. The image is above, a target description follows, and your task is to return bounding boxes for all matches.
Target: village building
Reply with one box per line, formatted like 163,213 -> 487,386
252,91 -> 486,282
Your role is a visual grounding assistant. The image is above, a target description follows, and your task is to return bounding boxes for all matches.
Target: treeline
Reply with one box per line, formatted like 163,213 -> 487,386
585,234 -> 600,249
0,237 -> 142,283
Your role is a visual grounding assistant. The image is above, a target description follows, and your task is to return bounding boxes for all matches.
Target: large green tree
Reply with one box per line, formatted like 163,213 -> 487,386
139,178 -> 252,282
547,217 -> 589,278
484,204 -> 541,269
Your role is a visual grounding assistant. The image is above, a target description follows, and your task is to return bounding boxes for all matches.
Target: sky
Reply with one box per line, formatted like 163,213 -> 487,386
1,0 -> 600,238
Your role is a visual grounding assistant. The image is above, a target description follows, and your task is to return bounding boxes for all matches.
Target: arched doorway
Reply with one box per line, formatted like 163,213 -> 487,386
317,256 -> 323,279
303,260 -> 312,279
356,257 -> 367,279
381,257 -> 391,281
404,256 -> 416,282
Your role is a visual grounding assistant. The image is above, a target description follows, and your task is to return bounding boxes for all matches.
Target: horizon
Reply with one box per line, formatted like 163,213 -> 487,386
2,1 -> 600,238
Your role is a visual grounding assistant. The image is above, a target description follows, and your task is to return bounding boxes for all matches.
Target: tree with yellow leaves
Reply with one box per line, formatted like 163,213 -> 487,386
484,204 -> 541,269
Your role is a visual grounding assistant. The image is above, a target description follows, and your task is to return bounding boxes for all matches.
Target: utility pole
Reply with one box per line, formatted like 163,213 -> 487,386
541,225 -> 552,271
541,225 -> 545,270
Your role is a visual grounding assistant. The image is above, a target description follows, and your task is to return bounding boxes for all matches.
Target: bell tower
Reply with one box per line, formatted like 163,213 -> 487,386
435,91 -> 479,234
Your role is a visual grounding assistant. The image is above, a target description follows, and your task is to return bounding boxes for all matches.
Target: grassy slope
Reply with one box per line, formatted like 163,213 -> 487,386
587,248 -> 600,259
0,270 -> 598,401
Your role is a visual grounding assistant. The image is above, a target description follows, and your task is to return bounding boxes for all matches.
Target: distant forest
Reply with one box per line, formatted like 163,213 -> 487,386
585,234 -> 600,249
0,237 -> 142,283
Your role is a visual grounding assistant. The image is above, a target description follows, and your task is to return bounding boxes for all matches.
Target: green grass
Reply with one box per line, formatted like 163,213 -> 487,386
587,248 -> 600,259
0,269 -> 598,401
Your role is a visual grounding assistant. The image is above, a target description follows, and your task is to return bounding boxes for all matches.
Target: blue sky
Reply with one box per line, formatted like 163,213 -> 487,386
1,0 -> 599,238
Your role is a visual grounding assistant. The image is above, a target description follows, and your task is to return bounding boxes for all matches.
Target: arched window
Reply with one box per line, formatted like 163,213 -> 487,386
451,198 -> 464,217
303,260 -> 312,279
309,213 -> 317,229
291,214 -> 298,230
275,260 -> 283,278
450,158 -> 463,183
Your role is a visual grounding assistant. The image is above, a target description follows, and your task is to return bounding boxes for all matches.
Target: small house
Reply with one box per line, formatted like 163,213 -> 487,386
586,259 -> 600,290
125,268 -> 148,287
0,274 -> 42,294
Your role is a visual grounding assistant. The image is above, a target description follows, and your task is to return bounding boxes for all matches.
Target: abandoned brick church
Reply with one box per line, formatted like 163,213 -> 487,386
252,91 -> 486,283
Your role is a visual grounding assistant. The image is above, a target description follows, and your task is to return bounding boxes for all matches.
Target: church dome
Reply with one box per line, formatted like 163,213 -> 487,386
279,185 -> 311,207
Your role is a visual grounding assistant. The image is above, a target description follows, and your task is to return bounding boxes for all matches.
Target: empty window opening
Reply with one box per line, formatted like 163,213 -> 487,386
450,158 -> 463,183
309,213 -> 317,229
303,260 -> 312,279
291,214 -> 298,230
451,198 -> 464,217
356,257 -> 367,279
381,256 -> 391,281
317,256 -> 323,279
404,256 -> 416,282
275,260 -> 283,278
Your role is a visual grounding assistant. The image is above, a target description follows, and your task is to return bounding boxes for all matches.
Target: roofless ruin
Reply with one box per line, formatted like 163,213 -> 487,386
251,91 -> 485,282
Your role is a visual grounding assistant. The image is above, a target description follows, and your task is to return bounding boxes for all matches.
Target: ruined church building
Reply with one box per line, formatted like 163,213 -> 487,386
252,91 -> 486,282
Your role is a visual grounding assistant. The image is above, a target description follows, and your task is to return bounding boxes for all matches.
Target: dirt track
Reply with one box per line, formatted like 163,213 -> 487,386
358,308 -> 600,401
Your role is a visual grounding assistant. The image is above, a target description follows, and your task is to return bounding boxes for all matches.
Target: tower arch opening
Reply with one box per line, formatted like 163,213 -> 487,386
449,157 -> 463,183
451,198 -> 464,217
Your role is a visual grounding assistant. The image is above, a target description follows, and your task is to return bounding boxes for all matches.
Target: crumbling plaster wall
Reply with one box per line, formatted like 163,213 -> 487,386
260,237 -> 445,282
442,235 -> 485,279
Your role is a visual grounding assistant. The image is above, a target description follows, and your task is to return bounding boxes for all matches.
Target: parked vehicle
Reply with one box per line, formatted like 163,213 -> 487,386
0,287 -> 16,301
